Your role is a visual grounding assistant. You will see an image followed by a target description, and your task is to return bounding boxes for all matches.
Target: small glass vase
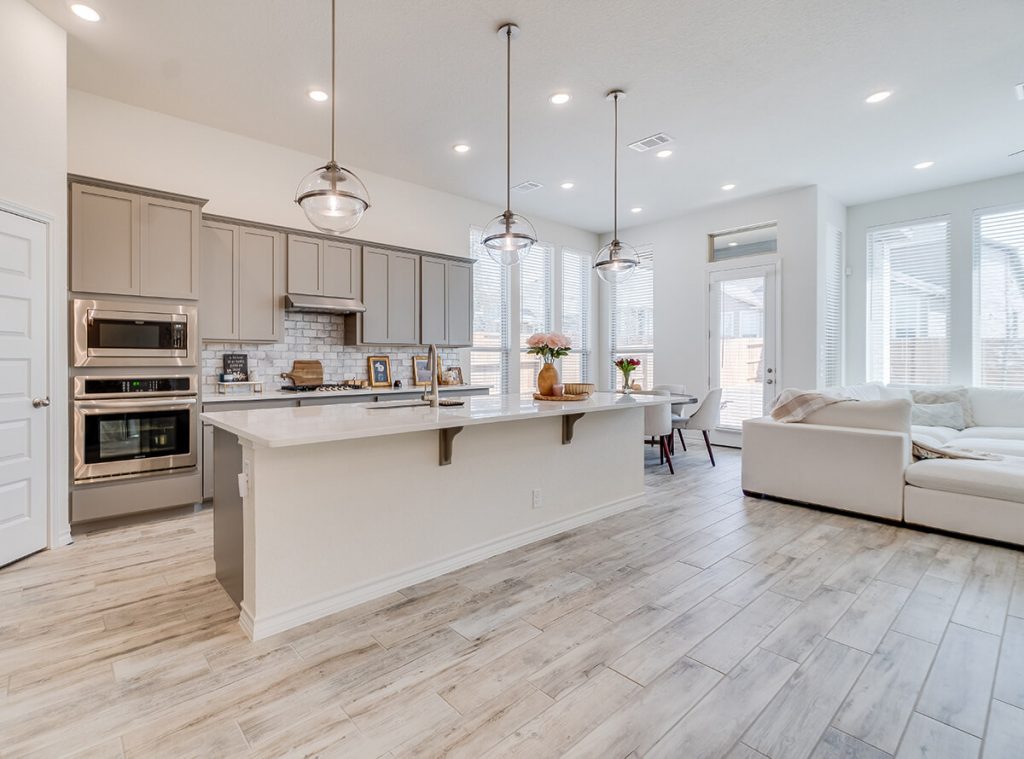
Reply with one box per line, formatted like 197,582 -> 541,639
620,373 -> 634,394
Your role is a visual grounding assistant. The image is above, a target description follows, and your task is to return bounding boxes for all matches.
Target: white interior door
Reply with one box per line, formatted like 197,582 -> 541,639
708,261 -> 779,445
0,209 -> 48,566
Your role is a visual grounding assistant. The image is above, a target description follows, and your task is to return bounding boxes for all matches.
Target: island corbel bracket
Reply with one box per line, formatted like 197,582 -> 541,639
439,426 -> 464,466
562,413 -> 586,445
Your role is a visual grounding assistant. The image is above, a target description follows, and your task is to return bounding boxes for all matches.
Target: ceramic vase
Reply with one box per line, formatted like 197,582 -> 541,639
537,362 -> 559,396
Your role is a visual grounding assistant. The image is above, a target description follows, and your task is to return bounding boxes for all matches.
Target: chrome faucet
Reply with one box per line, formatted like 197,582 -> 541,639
423,343 -> 439,407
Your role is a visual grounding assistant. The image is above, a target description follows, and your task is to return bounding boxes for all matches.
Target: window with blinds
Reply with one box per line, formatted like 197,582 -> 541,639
822,224 -> 844,387
469,227 -> 509,393
974,205 -> 1024,388
866,218 -> 951,385
610,245 -> 655,389
520,242 -> 554,392
561,248 -> 592,383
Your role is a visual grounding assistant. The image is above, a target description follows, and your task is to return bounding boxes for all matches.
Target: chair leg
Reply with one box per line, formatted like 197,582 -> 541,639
676,428 -> 687,451
659,439 -> 664,464
702,430 -> 716,467
661,435 -> 675,474
669,431 -> 675,455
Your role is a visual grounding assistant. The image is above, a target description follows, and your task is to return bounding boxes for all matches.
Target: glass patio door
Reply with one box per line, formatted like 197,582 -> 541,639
708,262 -> 779,444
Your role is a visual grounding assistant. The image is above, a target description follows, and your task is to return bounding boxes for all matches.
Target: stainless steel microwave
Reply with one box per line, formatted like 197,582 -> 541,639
72,298 -> 198,367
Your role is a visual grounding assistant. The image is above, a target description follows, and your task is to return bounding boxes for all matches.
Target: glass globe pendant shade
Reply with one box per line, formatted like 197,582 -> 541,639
594,239 -> 639,283
482,210 -> 536,265
295,161 -> 370,235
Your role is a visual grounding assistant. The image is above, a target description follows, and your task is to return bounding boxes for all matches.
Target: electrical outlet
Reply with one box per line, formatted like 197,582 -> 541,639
532,489 -> 542,509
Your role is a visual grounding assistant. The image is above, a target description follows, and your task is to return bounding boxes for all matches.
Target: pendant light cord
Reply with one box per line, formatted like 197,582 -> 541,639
613,92 -> 619,243
505,25 -> 512,214
330,0 -> 336,164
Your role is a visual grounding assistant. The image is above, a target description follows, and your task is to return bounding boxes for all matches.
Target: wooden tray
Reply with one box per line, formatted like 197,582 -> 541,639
533,393 -> 590,402
281,359 -> 323,387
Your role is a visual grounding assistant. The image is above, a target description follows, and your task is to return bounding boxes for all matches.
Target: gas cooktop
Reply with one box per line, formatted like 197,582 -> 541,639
280,383 -> 368,392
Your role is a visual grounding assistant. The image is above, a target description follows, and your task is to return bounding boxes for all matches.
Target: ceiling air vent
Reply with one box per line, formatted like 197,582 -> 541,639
512,180 -> 543,193
627,132 -> 673,152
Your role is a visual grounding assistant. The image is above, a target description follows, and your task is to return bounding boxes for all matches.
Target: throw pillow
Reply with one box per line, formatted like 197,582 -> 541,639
911,401 -> 966,430
910,386 -> 975,426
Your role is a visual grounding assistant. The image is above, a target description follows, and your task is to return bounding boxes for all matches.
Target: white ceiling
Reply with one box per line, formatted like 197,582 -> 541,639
29,0 -> 1024,233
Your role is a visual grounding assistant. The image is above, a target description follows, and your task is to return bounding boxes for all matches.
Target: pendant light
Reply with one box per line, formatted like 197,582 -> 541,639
481,23 -> 537,265
295,0 -> 370,234
594,90 -> 639,283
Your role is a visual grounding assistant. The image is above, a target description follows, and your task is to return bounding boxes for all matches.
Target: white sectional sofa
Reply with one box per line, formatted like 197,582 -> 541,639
742,383 -> 1024,546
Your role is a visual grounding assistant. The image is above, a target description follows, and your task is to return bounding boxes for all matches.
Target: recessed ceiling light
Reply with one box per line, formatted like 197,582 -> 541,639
560,181 -> 574,190
913,160 -> 935,170
549,93 -> 571,105
308,90 -> 328,102
728,242 -> 738,247
630,207 -> 643,214
656,149 -> 673,158
453,144 -> 471,153
865,90 -> 892,104
70,3 -> 101,21
721,183 -> 736,191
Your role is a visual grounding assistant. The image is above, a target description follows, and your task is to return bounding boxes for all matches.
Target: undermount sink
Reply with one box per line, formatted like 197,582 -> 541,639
361,399 -> 432,410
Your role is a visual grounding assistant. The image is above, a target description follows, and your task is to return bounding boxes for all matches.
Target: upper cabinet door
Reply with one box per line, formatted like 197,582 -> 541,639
446,261 -> 473,347
387,251 -> 420,344
200,221 -> 239,341
140,197 -> 201,299
360,247 -> 390,344
70,184 -> 140,295
420,258 -> 447,345
322,241 -> 361,299
287,234 -> 322,295
238,228 -> 284,342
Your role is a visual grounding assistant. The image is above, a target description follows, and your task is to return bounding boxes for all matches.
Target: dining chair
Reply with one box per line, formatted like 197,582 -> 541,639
654,384 -> 689,451
644,389 -> 675,474
672,388 -> 723,466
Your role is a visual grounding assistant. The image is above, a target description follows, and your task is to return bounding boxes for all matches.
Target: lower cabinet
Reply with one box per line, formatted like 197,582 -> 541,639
200,221 -> 285,342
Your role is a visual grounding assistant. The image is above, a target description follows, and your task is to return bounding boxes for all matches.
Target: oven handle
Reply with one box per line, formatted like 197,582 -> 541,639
75,397 -> 198,413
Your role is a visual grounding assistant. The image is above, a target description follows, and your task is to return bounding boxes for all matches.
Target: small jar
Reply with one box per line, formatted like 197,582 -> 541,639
552,384 -> 564,397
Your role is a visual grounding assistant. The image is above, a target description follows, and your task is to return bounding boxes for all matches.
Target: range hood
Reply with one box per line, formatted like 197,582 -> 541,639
285,294 -> 366,314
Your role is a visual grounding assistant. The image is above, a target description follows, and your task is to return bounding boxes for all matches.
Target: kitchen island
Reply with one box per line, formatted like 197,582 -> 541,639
202,392 -> 670,640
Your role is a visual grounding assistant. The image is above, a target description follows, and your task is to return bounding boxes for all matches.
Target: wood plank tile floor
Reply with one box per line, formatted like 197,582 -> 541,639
2,446 -> 1022,758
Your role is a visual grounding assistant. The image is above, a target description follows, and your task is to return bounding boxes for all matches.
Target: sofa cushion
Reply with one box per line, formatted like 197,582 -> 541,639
912,425 -> 960,444
803,399 -> 911,432
955,426 -> 1024,441
911,402 -> 966,430
944,438 -> 1024,458
969,387 -> 1024,427
905,458 -> 1024,504
880,385 -> 913,401
832,383 -> 885,401
909,386 -> 975,427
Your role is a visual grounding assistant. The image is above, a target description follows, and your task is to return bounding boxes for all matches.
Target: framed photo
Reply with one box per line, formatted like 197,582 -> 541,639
367,356 -> 392,387
443,367 -> 464,385
412,355 -> 434,386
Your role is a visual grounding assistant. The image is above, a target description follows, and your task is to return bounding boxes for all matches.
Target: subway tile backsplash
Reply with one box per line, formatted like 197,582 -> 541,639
201,313 -> 462,391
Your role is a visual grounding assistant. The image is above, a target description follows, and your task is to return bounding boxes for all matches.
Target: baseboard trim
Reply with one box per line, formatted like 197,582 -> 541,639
243,491 -> 646,641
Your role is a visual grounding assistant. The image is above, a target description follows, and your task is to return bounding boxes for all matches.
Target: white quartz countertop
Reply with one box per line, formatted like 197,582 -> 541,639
201,384 -> 491,404
201,391 -> 669,447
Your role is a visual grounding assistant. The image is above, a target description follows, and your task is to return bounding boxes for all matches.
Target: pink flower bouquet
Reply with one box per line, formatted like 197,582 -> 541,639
526,332 -> 572,363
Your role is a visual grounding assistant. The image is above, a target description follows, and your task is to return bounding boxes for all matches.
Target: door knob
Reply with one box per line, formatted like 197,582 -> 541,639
32,397 -> 50,408
766,379 -> 774,385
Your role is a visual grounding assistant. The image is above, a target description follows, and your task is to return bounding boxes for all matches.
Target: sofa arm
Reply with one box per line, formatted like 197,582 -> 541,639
741,417 -> 910,520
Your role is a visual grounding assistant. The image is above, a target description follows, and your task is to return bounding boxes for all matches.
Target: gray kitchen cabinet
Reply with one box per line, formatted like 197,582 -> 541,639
70,183 -> 140,295
420,257 -> 473,347
446,261 -> 473,347
140,196 -> 201,299
70,180 -> 203,299
359,247 -> 391,344
287,234 -> 361,299
200,221 -> 284,342
355,247 -> 420,345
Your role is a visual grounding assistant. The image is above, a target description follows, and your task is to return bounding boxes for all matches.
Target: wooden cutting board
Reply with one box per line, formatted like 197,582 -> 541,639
284,360 -> 324,387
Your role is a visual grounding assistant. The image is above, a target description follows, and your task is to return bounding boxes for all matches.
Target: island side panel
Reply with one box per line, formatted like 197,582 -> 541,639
212,427 -> 244,607
243,406 -> 644,639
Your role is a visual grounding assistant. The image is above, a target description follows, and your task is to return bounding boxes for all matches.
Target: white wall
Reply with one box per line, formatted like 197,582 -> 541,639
597,187 -> 823,398
0,0 -> 69,546
68,90 -> 598,258
845,172 -> 1024,384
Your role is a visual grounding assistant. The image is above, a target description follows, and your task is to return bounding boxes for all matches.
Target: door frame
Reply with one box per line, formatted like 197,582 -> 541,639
0,197 -> 70,552
704,254 -> 782,447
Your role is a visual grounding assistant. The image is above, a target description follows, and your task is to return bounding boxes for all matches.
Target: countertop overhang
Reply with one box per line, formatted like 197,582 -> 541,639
201,392 -> 669,448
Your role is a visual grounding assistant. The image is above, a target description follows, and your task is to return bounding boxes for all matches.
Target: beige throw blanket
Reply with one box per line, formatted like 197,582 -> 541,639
911,439 -> 1002,462
770,389 -> 849,423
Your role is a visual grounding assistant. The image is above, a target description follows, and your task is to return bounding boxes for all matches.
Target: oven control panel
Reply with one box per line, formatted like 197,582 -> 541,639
75,376 -> 196,399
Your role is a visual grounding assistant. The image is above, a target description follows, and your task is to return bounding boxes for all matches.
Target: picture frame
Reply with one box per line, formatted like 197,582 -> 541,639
367,356 -> 392,387
412,355 -> 435,386
443,367 -> 464,386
